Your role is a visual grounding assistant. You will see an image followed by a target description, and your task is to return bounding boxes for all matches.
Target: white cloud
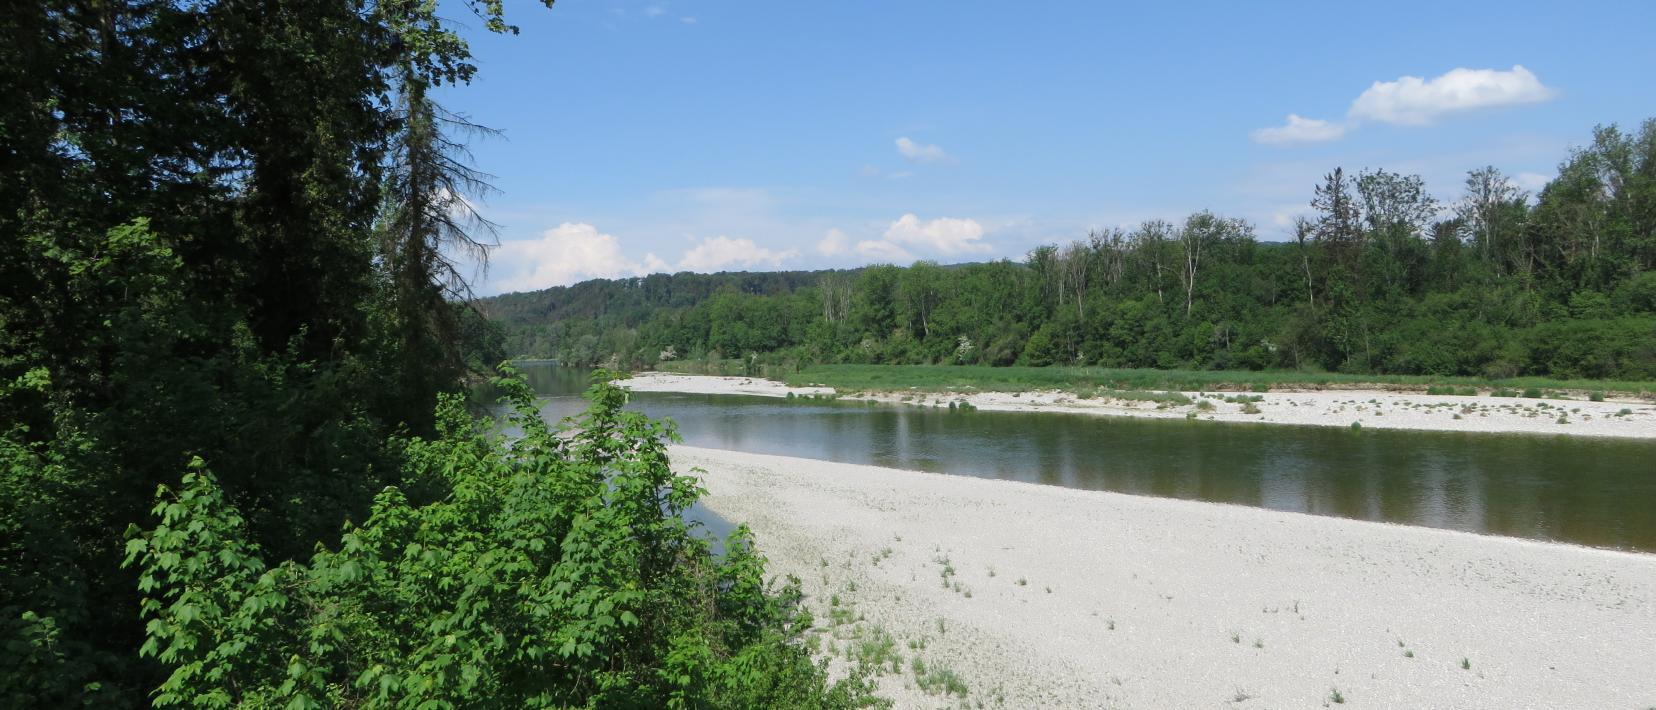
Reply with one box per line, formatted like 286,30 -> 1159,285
676,235 -> 797,272
817,228 -> 849,256
680,16 -> 697,24
1514,171 -> 1551,191
1254,65 -> 1556,147
1348,65 -> 1555,126
488,223 -> 799,292
882,213 -> 990,254
854,240 -> 914,263
491,223 -> 654,292
644,4 -> 665,17
1251,114 -> 1348,145
895,137 -> 951,163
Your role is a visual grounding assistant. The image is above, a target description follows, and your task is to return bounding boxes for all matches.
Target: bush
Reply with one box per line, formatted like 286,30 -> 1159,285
122,371 -> 879,708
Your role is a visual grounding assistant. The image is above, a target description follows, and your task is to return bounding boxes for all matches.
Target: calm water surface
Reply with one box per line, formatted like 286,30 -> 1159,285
511,364 -> 1656,553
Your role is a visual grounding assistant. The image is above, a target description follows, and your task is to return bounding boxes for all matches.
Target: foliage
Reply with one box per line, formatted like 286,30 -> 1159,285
122,372 -> 874,708
0,1 -> 803,706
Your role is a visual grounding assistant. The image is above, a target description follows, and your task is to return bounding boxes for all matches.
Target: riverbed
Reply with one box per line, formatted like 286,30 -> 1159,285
676,445 -> 1656,710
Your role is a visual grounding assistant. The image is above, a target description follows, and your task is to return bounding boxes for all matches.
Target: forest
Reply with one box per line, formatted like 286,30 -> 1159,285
1,2 -> 874,707
486,122 -> 1656,382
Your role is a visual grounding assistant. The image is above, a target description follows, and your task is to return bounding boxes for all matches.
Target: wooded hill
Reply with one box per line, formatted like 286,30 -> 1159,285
484,120 -> 1656,381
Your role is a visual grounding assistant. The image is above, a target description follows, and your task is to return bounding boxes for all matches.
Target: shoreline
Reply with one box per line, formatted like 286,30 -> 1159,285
675,445 -> 1656,709
627,371 -> 1656,439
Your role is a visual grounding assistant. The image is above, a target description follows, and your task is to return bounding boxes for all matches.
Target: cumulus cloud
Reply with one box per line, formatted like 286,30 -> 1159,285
676,235 -> 797,271
817,228 -> 849,256
1255,65 -> 1556,146
491,223 -> 657,292
854,240 -> 914,263
489,224 -> 797,292
1251,114 -> 1348,145
895,137 -> 951,163
882,213 -> 990,254
1349,65 -> 1555,125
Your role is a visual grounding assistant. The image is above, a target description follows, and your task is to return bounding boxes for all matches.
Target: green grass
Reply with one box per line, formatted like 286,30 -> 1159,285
780,364 -> 1656,398
849,626 -> 903,674
911,657 -> 969,698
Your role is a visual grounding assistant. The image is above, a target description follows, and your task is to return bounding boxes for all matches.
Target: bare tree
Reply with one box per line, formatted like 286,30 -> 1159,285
1292,216 -> 1316,308
1130,220 -> 1173,304
1060,240 -> 1092,319
1175,211 -> 1251,317
820,271 -> 853,322
1457,166 -> 1526,275
1090,227 -> 1129,286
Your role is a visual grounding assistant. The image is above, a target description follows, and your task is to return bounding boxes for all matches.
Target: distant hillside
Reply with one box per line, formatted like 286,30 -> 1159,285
482,268 -> 846,327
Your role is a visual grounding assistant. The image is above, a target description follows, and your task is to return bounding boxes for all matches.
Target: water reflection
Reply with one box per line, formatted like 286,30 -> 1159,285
508,365 -> 1656,553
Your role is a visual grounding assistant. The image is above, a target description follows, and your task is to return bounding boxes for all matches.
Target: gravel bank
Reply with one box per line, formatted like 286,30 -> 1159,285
675,445 -> 1656,709
627,372 -> 1656,439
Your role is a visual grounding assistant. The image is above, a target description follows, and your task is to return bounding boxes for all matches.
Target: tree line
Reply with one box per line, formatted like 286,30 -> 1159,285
488,120 -> 1656,381
2,2 -> 869,706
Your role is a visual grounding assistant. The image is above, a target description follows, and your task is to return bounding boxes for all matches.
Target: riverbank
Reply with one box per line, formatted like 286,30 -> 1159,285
675,445 -> 1656,709
626,371 -> 1656,439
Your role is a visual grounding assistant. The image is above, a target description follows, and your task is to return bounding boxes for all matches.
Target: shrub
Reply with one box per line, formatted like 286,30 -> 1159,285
123,371 -> 879,708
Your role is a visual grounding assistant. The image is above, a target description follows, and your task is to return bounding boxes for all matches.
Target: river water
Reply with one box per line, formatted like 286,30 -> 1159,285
511,364 -> 1656,553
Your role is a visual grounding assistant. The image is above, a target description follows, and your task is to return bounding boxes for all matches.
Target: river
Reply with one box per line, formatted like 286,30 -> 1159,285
509,364 -> 1656,553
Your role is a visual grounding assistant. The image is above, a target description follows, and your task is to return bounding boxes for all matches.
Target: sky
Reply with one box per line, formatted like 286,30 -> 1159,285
434,0 -> 1656,295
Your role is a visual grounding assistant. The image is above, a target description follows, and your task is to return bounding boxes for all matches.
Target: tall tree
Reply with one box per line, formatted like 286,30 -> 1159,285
1458,166 -> 1528,276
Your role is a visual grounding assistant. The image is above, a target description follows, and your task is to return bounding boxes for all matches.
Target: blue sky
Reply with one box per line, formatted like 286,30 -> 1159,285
436,1 -> 1656,294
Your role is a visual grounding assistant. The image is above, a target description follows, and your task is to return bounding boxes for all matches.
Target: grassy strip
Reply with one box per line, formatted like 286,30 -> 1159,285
781,364 -> 1656,398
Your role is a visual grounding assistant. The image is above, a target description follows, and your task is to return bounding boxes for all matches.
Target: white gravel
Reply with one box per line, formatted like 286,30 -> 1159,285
626,372 -> 1656,439
675,445 -> 1656,710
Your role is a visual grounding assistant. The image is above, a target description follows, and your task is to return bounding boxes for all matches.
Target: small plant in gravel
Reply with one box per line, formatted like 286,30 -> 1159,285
1403,649 -> 1414,658
851,626 -> 903,674
911,657 -> 970,698
1230,632 -> 1241,644
1253,637 -> 1263,649
1015,577 -> 1028,586
937,557 -> 957,586
1329,687 -> 1345,704
1461,657 -> 1471,670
